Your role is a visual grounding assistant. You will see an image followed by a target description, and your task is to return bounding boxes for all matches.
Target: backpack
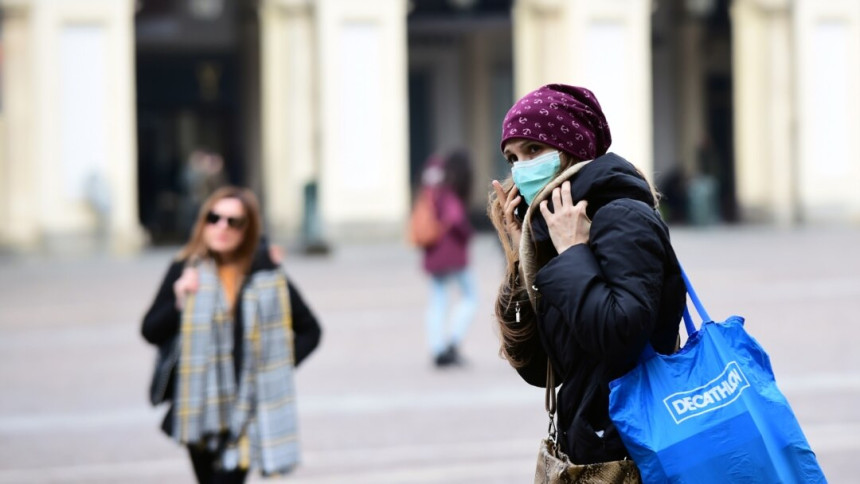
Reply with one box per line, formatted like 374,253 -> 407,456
408,187 -> 443,248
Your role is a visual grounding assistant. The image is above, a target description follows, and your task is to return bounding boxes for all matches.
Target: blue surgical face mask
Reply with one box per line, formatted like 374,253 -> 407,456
511,151 -> 561,206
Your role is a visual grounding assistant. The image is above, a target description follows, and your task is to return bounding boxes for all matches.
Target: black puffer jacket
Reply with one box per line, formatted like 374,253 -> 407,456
516,153 -> 685,464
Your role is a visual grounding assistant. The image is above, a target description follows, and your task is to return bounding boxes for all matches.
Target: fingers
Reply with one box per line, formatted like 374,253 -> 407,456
509,195 -> 522,220
505,185 -> 521,212
575,200 -> 590,221
188,269 -> 199,292
269,245 -> 284,265
491,180 -> 507,202
508,193 -> 522,211
178,267 -> 200,293
539,199 -> 551,219
492,180 -> 520,205
542,193 -> 591,253
560,181 -> 572,207
551,185 -> 562,209
507,184 -> 520,202
492,180 -> 522,227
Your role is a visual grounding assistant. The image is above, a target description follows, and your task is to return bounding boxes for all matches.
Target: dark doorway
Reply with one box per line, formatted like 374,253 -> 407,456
408,70 -> 434,189
407,0 -> 514,227
135,0 -> 259,243
651,0 -> 735,225
703,0 -> 736,222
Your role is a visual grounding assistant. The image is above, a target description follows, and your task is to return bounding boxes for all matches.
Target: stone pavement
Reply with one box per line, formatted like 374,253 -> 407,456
0,226 -> 858,483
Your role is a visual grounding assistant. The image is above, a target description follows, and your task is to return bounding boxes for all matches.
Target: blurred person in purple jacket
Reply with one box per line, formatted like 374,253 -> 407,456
420,150 -> 478,368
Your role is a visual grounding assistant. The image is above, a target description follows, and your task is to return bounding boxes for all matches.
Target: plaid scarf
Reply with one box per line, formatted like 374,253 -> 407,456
173,262 -> 299,476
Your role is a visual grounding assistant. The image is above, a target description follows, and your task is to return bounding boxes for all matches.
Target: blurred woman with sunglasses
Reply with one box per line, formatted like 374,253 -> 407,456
142,186 -> 321,483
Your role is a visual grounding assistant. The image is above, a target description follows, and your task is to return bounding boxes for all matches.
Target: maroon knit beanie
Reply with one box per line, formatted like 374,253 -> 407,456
500,84 -> 612,161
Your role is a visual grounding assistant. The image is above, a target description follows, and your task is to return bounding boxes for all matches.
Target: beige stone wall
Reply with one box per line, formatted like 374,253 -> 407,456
260,0 -> 410,242
0,0 -> 143,252
733,0 -> 860,224
3,0 -> 860,253
0,117 -> 5,238
260,0 -> 317,239
0,2 -> 38,248
315,0 -> 410,239
463,27 -> 514,211
793,0 -> 860,223
512,0 -> 654,176
732,0 -> 796,223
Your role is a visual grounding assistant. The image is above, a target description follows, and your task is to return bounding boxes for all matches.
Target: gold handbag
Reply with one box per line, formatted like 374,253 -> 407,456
534,362 -> 641,484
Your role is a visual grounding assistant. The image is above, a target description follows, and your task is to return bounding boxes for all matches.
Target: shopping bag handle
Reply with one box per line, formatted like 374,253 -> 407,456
679,265 -> 712,335
640,264 -> 710,360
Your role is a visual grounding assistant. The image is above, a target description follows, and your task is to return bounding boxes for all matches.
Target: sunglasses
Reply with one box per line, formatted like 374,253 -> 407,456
205,211 -> 247,230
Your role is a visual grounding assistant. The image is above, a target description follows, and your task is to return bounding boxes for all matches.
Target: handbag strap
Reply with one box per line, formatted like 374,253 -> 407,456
545,360 -> 558,443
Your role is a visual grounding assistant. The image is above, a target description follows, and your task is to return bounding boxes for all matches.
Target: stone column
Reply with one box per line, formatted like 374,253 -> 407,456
512,0 -> 654,175
259,0 -> 318,239
464,32 -> 494,206
732,0 -> 796,224
0,1 -> 38,248
792,0 -> 860,223
0,0 -> 142,253
260,0 -> 409,242
315,0 -> 409,239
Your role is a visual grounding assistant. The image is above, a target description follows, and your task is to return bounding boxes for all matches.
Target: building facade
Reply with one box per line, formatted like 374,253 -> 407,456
0,0 -> 858,253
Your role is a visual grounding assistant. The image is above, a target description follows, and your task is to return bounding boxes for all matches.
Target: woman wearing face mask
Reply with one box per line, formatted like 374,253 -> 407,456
488,84 -> 686,471
142,186 -> 321,483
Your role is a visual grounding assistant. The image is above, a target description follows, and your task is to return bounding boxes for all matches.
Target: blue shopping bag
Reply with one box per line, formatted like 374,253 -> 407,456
608,268 -> 827,483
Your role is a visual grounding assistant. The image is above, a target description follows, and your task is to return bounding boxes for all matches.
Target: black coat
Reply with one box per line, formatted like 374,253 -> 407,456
516,153 -> 686,464
141,245 -> 322,434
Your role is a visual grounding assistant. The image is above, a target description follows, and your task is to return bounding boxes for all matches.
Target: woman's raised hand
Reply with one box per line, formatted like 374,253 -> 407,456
539,181 -> 590,254
492,180 -> 523,251
173,266 -> 200,311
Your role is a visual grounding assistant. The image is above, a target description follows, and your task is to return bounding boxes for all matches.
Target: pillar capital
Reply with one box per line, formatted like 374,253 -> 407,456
734,0 -> 791,14
0,0 -> 29,6
0,0 -> 30,15
514,0 -> 565,14
260,0 -> 314,14
511,0 -> 654,175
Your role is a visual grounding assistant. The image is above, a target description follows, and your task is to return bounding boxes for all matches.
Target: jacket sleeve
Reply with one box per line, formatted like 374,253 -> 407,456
513,339 -> 565,389
534,200 -> 667,364
288,279 -> 322,367
141,261 -> 185,345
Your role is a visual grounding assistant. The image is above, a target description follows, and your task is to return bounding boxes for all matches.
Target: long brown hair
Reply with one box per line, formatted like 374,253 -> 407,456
177,186 -> 262,274
488,152 -> 660,368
